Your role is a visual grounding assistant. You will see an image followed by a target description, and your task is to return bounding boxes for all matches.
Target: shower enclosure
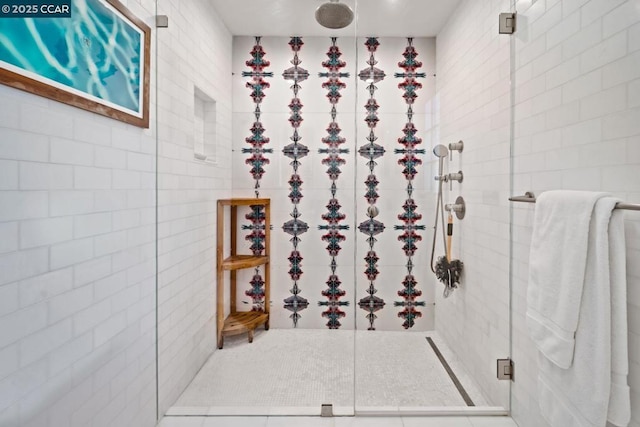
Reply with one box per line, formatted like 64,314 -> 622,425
1,0 -> 638,425
155,0 -> 514,418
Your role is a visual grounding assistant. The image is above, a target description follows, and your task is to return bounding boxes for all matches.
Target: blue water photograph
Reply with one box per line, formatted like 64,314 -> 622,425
0,0 -> 143,113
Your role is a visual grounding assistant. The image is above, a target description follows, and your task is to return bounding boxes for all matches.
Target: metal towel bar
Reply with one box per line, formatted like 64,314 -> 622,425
509,192 -> 640,211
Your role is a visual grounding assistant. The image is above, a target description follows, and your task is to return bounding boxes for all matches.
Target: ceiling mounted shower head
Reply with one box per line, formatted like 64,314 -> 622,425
315,0 -> 354,29
433,144 -> 449,158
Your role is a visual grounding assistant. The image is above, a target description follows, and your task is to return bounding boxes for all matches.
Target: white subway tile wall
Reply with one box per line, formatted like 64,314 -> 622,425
435,0 -> 513,409
510,0 -> 640,426
154,0 -> 233,418
438,0 -> 640,425
0,0 -> 162,425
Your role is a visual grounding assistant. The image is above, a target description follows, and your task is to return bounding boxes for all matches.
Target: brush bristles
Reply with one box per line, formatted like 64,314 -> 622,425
435,256 -> 464,291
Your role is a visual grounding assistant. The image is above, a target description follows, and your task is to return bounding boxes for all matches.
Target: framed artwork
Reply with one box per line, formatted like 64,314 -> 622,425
0,0 -> 151,128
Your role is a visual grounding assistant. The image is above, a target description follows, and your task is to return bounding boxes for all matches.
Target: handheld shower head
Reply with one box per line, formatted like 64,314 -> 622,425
433,144 -> 449,176
433,144 -> 449,158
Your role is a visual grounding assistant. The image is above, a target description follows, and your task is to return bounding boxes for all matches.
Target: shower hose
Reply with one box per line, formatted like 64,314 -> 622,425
430,176 -> 453,297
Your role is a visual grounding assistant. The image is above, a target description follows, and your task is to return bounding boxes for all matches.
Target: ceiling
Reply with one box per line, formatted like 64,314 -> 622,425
210,0 -> 462,37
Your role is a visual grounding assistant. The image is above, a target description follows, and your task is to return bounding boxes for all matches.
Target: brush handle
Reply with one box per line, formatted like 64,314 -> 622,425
447,213 -> 453,261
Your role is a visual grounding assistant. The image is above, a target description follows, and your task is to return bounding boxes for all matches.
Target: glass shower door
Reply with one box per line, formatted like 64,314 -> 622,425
155,0 -> 515,418
155,0 -> 359,417
352,0 -> 513,414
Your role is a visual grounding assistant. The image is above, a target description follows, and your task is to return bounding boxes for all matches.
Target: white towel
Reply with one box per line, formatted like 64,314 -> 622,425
527,191 -> 630,427
527,190 -> 608,368
607,207 -> 631,427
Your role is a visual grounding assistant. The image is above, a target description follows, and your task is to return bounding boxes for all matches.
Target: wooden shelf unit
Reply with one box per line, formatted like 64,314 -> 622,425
216,198 -> 270,349
221,255 -> 268,270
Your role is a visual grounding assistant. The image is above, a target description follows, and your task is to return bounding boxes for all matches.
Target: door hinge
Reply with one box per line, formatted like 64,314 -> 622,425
156,15 -> 169,28
321,404 -> 333,417
497,358 -> 514,381
499,13 -> 516,34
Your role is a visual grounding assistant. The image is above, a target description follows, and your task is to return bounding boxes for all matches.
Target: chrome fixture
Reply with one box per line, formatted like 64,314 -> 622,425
508,191 -> 536,203
448,171 -> 463,183
156,15 -> 169,28
448,140 -> 463,160
447,171 -> 463,190
431,145 -> 449,274
499,13 -> 516,34
497,359 -> 514,381
445,196 -> 466,220
445,203 -> 464,213
436,171 -> 464,189
433,144 -> 449,182
321,404 -> 333,417
509,192 -> 640,211
315,0 -> 354,29
433,144 -> 449,170
445,197 -> 466,220
433,144 -> 450,158
431,146 -> 465,297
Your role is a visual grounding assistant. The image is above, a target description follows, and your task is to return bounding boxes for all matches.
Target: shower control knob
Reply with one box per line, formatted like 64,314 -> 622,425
445,196 -> 466,220
448,140 -> 464,160
447,171 -> 463,191
448,171 -> 463,182
449,140 -> 464,152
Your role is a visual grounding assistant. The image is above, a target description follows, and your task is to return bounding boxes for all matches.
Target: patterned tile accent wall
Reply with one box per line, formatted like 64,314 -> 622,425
357,37 -> 387,330
317,37 -> 351,329
241,37 -> 272,311
393,38 -> 427,329
232,36 -> 436,332
282,37 -> 310,326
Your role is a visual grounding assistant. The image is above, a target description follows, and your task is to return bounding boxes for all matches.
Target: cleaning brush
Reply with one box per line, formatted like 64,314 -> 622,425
447,212 -> 453,261
435,213 -> 464,297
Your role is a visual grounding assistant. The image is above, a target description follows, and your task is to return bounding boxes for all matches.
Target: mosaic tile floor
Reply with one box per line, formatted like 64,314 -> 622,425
168,329 -> 491,416
158,416 -> 519,427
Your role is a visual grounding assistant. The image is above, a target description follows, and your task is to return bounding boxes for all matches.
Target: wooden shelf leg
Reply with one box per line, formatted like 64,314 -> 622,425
216,201 -> 225,351
248,329 -> 254,343
230,207 -> 237,315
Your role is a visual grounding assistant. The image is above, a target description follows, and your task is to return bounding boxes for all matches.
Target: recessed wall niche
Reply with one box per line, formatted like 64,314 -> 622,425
194,86 -> 217,163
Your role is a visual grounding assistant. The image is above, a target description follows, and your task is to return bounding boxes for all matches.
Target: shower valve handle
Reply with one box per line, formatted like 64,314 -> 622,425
448,171 -> 463,182
448,140 -> 464,161
447,171 -> 463,190
445,203 -> 464,213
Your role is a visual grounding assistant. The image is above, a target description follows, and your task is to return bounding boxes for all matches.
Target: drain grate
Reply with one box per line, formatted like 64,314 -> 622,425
426,337 -> 475,406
